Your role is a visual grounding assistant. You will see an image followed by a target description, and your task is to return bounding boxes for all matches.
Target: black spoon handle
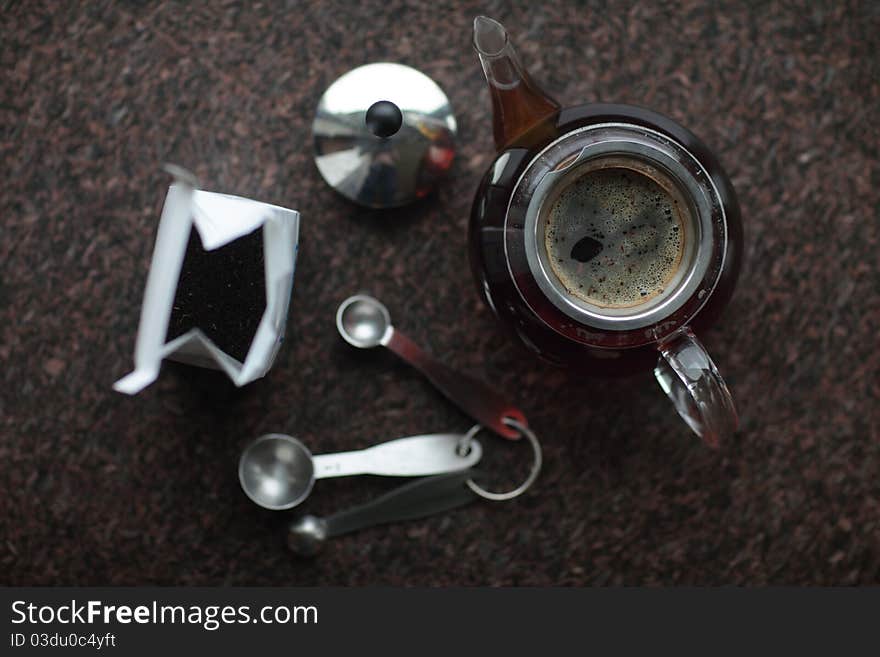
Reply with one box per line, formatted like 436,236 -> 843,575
324,470 -> 479,538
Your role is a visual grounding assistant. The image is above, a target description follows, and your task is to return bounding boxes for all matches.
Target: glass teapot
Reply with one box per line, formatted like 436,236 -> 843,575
468,17 -> 743,447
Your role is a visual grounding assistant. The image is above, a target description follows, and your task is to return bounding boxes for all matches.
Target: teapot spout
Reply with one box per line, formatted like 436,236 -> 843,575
473,16 -> 560,151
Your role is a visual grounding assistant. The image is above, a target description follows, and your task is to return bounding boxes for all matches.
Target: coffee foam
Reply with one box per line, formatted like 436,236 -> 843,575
544,164 -> 687,308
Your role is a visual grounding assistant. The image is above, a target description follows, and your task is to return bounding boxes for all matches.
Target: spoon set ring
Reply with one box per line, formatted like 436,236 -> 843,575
239,294 -> 543,555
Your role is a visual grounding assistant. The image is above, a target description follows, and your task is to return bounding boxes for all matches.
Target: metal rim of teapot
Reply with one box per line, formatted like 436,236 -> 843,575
516,122 -> 727,333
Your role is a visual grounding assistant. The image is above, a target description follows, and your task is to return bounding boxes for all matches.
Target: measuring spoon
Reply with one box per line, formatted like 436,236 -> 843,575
239,432 -> 482,511
287,469 -> 479,556
336,294 -> 527,439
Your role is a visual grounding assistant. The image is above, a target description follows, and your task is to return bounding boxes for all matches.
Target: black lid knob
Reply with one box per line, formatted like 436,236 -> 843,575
365,100 -> 403,139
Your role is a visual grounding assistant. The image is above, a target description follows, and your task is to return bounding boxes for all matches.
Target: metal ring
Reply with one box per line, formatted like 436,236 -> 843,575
464,418 -> 543,502
456,424 -> 483,457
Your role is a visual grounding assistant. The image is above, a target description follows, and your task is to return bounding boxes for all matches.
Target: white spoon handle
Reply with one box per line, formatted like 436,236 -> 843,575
312,433 -> 481,479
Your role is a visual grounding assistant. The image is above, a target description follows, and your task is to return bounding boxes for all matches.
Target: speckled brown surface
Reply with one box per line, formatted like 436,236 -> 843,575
2,1 -> 878,585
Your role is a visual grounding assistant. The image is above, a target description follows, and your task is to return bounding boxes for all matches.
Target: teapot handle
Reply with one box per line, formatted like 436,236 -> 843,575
654,327 -> 738,447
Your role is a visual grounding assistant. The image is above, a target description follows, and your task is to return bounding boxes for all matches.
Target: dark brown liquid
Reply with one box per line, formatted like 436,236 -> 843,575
469,103 -> 743,374
544,161 -> 690,309
488,76 -> 560,151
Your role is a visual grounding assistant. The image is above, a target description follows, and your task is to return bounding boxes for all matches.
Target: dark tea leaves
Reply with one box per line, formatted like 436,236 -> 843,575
167,227 -> 266,362
570,235 -> 603,263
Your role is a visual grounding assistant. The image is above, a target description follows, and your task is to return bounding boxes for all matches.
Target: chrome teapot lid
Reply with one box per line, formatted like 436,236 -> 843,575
312,62 -> 457,208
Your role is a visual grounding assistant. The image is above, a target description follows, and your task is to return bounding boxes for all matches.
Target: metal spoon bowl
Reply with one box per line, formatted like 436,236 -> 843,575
239,434 -> 316,511
336,295 -> 391,348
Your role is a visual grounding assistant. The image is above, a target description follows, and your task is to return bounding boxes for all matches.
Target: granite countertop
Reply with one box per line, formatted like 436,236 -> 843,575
1,1 -> 878,585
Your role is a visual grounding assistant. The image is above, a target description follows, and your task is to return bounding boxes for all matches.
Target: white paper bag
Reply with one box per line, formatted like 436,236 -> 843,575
114,178 -> 300,395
